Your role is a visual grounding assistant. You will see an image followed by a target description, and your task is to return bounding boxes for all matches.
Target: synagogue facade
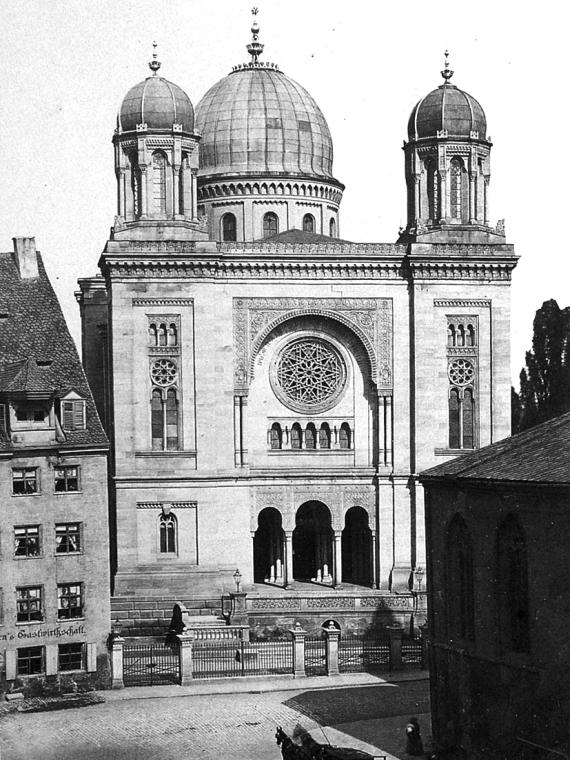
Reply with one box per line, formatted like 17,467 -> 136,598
77,25 -> 517,632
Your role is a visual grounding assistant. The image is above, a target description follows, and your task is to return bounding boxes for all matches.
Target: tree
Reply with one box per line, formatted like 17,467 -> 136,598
515,300 -> 570,432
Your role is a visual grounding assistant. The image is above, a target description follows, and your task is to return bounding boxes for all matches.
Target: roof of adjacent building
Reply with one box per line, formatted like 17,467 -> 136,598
0,250 -> 107,449
420,412 -> 570,486
408,82 -> 487,141
118,75 -> 195,133
195,65 -> 334,179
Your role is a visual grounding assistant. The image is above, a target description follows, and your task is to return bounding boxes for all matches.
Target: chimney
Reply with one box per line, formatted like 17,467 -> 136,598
12,237 -> 39,279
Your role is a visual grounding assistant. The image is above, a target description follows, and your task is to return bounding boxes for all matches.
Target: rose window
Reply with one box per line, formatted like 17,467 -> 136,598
272,338 -> 346,412
448,358 -> 475,386
150,359 -> 178,387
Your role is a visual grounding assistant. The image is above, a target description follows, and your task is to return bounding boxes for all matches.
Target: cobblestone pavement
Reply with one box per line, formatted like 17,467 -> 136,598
1,679 -> 430,760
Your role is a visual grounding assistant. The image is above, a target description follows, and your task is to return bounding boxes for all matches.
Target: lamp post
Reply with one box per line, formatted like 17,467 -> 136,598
233,568 -> 242,593
111,616 -> 123,638
414,566 -> 425,593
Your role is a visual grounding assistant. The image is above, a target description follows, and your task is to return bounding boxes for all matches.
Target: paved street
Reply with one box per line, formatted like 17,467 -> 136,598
1,677 -> 430,760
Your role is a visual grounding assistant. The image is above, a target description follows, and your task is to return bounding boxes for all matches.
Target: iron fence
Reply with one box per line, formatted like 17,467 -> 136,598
192,639 -> 293,679
123,641 -> 180,686
402,635 -> 423,667
338,632 -> 390,673
304,635 -> 327,677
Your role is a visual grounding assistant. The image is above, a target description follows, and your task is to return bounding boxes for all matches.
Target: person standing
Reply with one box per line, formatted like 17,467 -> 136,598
406,717 -> 424,756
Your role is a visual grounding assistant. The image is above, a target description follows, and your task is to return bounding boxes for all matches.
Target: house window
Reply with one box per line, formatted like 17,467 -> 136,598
17,646 -> 44,676
61,399 -> 86,431
222,213 -> 237,242
303,214 -> 315,233
263,212 -> 279,238
159,513 -> 177,553
339,423 -> 351,449
446,515 -> 475,641
55,523 -> 81,554
14,526 -> 40,557
17,586 -> 43,622
329,218 -> 337,238
54,466 -> 79,492
319,423 -> 331,449
57,583 -> 83,620
12,468 -> 38,495
497,516 -> 530,653
58,643 -> 85,671
152,151 -> 167,215
270,423 -> 282,450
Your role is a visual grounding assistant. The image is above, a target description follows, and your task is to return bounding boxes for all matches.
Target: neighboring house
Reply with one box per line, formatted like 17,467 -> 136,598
420,413 -> 570,758
0,238 -> 110,689
76,19 -> 517,635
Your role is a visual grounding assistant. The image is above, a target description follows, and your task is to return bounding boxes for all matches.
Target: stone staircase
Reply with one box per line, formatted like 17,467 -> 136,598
111,594 -> 227,637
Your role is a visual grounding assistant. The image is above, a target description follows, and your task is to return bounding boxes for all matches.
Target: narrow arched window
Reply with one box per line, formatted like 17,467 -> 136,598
222,213 -> 237,242
159,513 -> 177,554
270,423 -> 282,450
130,152 -> 142,217
165,389 -> 179,450
291,423 -> 302,449
178,153 -> 188,215
158,324 -> 167,347
457,324 -> 465,347
263,212 -> 279,238
149,323 -> 157,346
152,152 -> 167,215
329,218 -> 337,238
319,423 -> 331,449
151,389 -> 163,450
447,324 -> 456,347
450,158 -> 463,220
339,423 -> 351,449
446,515 -> 475,640
449,388 -> 460,449
462,389 -> 474,449
497,516 -> 530,653
467,324 -> 475,346
305,423 -> 316,449
303,214 -> 315,233
427,159 -> 439,221
167,324 -> 177,346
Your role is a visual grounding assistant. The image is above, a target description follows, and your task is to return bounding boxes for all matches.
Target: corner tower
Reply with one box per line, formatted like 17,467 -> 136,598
112,44 -> 208,241
400,53 -> 505,244
195,12 -> 344,241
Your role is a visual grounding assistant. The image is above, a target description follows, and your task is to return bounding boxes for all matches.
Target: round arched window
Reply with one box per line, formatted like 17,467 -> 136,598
271,338 -> 347,413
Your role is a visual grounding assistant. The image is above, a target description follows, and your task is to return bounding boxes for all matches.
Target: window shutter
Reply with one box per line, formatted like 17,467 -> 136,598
62,401 -> 74,429
61,400 -> 85,430
73,401 -> 84,429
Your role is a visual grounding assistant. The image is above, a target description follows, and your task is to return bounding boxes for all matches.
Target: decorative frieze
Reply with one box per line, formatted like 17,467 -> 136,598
307,597 -> 356,609
360,596 -> 413,609
132,298 -> 194,307
250,598 -> 299,610
434,299 -> 491,308
136,501 -> 197,509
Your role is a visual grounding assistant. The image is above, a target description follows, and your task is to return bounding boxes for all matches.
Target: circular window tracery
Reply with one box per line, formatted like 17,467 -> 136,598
448,358 -> 475,386
150,358 -> 178,387
271,338 -> 346,413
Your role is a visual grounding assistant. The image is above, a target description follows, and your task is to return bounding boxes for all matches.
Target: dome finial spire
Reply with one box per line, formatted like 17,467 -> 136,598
441,50 -> 454,82
149,41 -> 161,76
246,7 -> 264,64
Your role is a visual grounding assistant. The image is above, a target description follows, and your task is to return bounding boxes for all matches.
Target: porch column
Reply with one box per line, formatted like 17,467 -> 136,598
285,531 -> 293,587
333,530 -> 343,587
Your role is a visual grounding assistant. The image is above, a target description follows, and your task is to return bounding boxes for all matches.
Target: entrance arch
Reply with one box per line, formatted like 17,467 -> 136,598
253,508 -> 285,585
293,501 -> 333,584
342,506 -> 373,586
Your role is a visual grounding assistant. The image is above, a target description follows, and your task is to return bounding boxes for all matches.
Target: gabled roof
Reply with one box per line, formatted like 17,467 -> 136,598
0,251 -> 107,449
420,412 -> 570,486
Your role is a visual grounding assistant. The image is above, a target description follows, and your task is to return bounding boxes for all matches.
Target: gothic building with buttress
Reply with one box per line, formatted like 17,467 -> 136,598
77,23 -> 517,633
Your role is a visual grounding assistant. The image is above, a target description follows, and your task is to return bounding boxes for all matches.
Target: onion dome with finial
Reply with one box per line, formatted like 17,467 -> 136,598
195,10 -> 336,180
118,43 -> 195,133
408,52 -> 487,141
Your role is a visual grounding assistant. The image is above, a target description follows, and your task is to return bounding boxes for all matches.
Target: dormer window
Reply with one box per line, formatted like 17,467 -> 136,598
60,396 -> 86,431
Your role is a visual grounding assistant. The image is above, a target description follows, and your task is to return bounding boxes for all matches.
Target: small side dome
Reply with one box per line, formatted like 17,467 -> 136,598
408,83 -> 486,140
118,76 -> 195,133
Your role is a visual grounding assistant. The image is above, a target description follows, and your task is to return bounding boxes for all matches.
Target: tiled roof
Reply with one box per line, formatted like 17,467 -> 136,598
420,412 -> 570,486
0,251 -> 107,449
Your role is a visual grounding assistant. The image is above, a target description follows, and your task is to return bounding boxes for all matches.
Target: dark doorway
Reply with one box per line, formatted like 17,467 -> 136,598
342,506 -> 373,586
253,508 -> 284,584
293,501 -> 333,583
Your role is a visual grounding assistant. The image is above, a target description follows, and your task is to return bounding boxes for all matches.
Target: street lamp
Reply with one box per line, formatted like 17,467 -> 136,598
111,617 -> 123,638
233,568 -> 242,593
414,566 -> 425,593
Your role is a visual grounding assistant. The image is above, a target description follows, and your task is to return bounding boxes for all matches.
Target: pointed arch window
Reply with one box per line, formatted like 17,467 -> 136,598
319,423 -> 331,449
450,157 -> 464,220
152,152 -> 167,215
446,515 -> 475,640
497,516 -> 530,653
222,213 -> 237,242
303,214 -> 315,233
263,212 -> 279,238
159,512 -> 177,554
329,218 -> 337,238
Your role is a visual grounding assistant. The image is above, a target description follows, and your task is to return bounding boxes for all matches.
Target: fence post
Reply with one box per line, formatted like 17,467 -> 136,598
177,632 -> 194,686
290,622 -> 307,678
387,625 -> 403,670
324,622 -> 341,676
419,623 -> 429,669
110,636 -> 125,689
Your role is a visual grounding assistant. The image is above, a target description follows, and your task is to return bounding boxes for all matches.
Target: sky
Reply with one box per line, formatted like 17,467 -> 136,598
0,0 -> 567,385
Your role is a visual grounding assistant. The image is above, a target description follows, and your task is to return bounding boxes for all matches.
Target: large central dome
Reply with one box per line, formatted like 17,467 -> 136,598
195,64 -> 334,179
